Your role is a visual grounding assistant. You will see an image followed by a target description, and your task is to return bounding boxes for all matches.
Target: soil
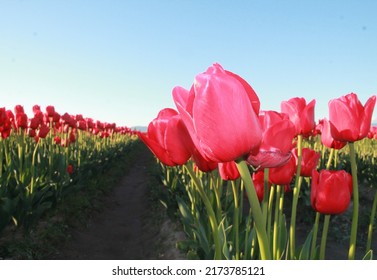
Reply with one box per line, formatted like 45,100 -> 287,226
52,144 -> 186,260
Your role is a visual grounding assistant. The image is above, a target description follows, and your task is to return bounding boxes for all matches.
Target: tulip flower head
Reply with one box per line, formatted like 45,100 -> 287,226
252,170 -> 269,202
281,97 -> 316,137
173,63 -> 263,163
247,111 -> 296,168
329,93 -> 376,142
311,170 -> 353,215
138,108 -> 193,166
219,161 -> 240,180
268,155 -> 296,186
293,147 -> 320,177
319,118 -> 347,150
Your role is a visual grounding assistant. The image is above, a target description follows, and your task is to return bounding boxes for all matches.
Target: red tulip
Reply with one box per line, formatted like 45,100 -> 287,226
138,108 -> 193,166
319,118 -> 347,150
46,106 -> 56,118
311,170 -> 352,215
54,136 -> 61,144
269,155 -> 296,185
329,93 -> 376,142
67,164 -> 74,174
32,105 -> 41,114
38,124 -> 50,138
252,170 -> 269,202
293,148 -> 320,177
77,120 -> 87,130
16,112 -> 28,130
69,131 -> 76,143
52,112 -> 60,123
281,97 -> 316,137
173,63 -> 262,163
14,105 -> 24,115
247,111 -> 296,168
368,126 -> 377,140
28,128 -> 36,137
0,108 -> 12,139
219,161 -> 240,180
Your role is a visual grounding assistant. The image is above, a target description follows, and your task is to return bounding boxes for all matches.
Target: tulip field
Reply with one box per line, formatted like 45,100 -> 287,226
0,105 -> 135,238
139,63 -> 377,260
1,64 -> 377,261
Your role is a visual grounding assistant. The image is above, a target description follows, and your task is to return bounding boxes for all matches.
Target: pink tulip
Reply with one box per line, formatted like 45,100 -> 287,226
281,97 -> 316,137
247,111 -> 296,168
173,63 -> 262,163
219,161 -> 240,180
329,93 -> 376,142
319,118 -> 347,150
293,147 -> 320,177
269,155 -> 296,185
138,108 -> 193,166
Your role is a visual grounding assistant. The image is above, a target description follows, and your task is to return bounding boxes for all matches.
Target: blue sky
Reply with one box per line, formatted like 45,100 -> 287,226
1,0 -> 376,127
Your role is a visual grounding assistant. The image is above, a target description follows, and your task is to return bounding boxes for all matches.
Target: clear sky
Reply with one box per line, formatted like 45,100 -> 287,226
1,0 -> 376,127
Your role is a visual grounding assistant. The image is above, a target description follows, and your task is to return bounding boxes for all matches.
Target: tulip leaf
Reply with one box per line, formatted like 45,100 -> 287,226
278,214 -> 288,260
298,229 -> 313,260
362,250 -> 373,260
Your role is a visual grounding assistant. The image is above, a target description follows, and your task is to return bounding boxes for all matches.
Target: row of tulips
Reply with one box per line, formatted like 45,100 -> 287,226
139,63 -> 377,260
0,105 -> 135,235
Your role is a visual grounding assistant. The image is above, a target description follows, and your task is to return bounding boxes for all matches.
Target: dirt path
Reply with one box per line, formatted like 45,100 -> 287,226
54,144 -> 180,260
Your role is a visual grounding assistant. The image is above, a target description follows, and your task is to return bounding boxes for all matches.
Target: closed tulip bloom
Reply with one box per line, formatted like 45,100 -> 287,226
281,97 -> 316,137
138,108 -> 193,166
252,170 -> 269,202
38,124 -> 50,138
329,93 -> 376,142
269,155 -> 296,185
311,170 -> 352,215
173,63 -> 262,163
0,108 -> 12,139
293,148 -> 320,177
46,106 -> 56,118
219,161 -> 240,180
191,148 -> 218,172
16,113 -> 28,129
32,105 -> 41,114
29,117 -> 41,130
67,164 -> 74,175
14,105 -> 24,115
368,126 -> 377,140
247,111 -> 296,168
319,118 -> 347,150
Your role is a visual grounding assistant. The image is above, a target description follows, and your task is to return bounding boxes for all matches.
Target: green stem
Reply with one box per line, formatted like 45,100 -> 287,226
310,212 -> 321,259
273,184 -> 282,259
277,185 -> 285,259
326,148 -> 335,170
231,181 -> 240,260
184,165 -> 222,260
211,173 -> 222,223
267,184 -> 275,244
262,168 -> 270,227
289,134 -> 303,259
366,190 -> 377,253
348,142 -> 359,260
235,160 -> 271,260
319,214 -> 331,260
243,208 -> 253,259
